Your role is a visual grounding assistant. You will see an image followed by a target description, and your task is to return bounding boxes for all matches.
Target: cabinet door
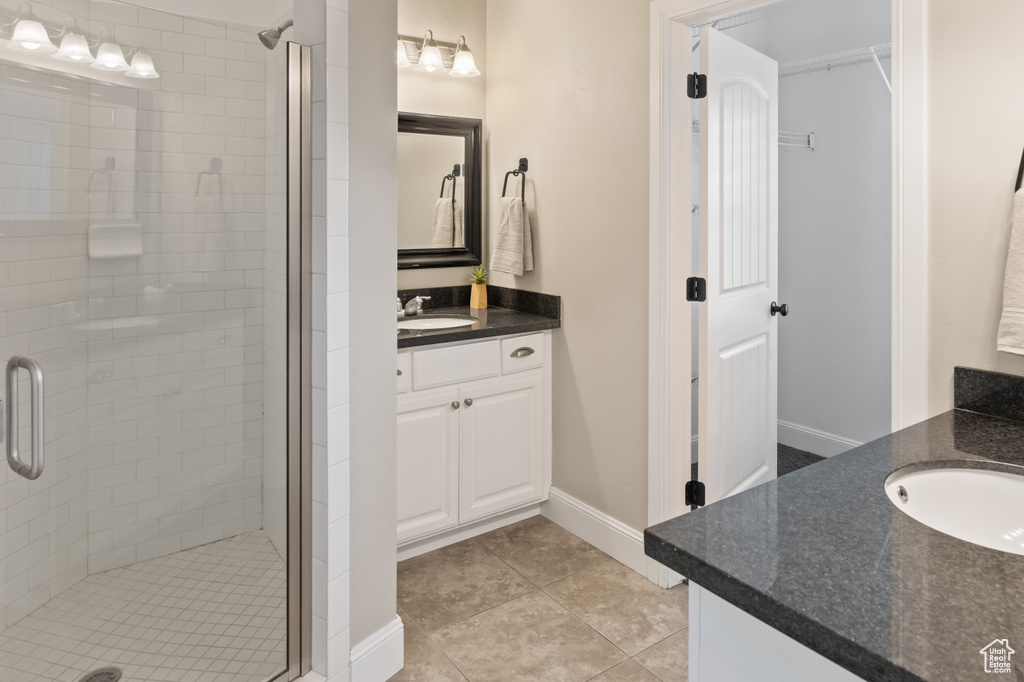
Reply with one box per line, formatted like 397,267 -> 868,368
460,371 -> 545,523
397,388 -> 460,543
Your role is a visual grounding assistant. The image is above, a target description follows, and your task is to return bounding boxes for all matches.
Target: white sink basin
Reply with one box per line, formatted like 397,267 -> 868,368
398,316 -> 476,331
885,463 -> 1024,556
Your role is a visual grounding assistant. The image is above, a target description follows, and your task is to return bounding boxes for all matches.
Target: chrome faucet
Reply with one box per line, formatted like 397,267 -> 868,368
403,296 -> 431,316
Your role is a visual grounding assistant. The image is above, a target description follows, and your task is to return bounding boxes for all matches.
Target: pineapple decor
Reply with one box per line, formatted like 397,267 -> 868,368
470,266 -> 488,310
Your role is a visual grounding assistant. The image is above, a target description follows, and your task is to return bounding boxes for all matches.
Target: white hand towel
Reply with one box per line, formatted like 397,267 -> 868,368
430,198 -> 455,247
998,190 -> 1024,354
454,200 -> 465,249
490,197 -> 534,276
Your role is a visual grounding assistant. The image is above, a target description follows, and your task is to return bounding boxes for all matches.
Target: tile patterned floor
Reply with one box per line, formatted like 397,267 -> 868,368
0,531 -> 287,682
393,516 -> 688,682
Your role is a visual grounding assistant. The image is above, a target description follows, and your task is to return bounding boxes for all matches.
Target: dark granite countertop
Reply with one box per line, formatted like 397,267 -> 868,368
645,407 -> 1024,682
397,305 -> 560,348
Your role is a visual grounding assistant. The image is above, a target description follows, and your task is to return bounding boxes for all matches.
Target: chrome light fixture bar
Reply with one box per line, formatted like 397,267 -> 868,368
397,31 -> 481,77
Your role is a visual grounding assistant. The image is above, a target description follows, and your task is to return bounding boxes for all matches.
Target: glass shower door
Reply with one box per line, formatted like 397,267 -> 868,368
0,2 -> 308,679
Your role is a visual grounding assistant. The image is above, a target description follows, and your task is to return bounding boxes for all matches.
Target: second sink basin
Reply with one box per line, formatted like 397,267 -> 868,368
885,461 -> 1024,556
398,315 -> 477,331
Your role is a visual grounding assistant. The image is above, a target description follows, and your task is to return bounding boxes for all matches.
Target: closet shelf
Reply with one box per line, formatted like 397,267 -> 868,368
779,43 -> 892,77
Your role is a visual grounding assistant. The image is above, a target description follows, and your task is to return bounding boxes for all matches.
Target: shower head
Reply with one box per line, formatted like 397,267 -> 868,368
258,19 -> 294,50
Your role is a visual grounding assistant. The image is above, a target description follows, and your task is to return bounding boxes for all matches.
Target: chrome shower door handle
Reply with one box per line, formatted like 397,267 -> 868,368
6,356 -> 45,480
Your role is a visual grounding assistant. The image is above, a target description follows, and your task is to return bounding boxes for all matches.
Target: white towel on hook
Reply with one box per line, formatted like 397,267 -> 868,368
998,189 -> 1024,354
453,200 -> 465,249
490,197 -> 533,276
431,197 -> 455,247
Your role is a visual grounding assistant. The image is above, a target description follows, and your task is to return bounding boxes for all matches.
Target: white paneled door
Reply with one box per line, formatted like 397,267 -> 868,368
698,27 -> 779,504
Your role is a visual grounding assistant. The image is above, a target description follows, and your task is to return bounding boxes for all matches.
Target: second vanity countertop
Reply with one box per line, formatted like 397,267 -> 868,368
645,368 -> 1024,682
397,286 -> 561,349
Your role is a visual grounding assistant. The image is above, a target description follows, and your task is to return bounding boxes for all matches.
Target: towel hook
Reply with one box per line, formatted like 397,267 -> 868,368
439,164 -> 460,199
501,157 -> 529,201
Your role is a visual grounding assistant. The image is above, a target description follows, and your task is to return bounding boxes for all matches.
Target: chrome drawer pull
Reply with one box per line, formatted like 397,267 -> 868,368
510,347 -> 535,359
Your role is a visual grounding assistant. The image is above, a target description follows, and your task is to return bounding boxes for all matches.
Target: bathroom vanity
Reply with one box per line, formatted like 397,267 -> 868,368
395,287 -> 560,558
646,367 -> 1024,682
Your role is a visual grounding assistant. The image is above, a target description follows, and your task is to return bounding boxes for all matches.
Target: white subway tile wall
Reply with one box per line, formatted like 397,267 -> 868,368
0,0 -> 291,647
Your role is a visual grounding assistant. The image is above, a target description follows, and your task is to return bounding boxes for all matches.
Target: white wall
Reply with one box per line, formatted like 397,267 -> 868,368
720,0 -> 892,450
486,0 -> 652,531
926,0 -> 1024,413
348,0 -> 400,659
396,0 -> 486,289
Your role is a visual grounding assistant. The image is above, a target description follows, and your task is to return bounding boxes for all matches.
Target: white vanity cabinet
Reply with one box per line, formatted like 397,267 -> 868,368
396,332 -> 552,548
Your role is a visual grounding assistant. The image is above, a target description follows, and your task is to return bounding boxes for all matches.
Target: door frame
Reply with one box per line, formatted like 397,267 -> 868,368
646,0 -> 928,587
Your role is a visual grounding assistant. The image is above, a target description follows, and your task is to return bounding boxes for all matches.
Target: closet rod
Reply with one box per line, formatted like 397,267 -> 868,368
691,120 -> 815,150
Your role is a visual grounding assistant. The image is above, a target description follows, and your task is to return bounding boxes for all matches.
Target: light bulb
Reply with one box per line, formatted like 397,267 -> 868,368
52,33 -> 94,62
417,31 -> 445,73
10,19 -> 57,53
91,43 -> 130,71
125,51 -> 159,78
449,37 -> 480,77
397,38 -> 412,68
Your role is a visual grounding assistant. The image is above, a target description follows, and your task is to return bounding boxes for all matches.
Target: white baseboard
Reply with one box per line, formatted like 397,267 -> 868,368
397,504 -> 541,562
778,420 -> 862,458
542,487 -> 648,580
350,615 -> 403,682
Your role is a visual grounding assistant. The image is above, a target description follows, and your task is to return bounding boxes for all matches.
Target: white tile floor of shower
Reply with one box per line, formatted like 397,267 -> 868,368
0,531 -> 286,682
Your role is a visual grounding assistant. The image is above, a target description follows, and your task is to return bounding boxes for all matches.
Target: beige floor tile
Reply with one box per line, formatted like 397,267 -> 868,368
634,630 -> 688,682
432,590 -> 627,682
389,636 -> 468,682
398,606 -> 425,646
544,561 -> 688,656
476,516 -> 610,586
398,539 -> 534,632
590,659 -> 662,681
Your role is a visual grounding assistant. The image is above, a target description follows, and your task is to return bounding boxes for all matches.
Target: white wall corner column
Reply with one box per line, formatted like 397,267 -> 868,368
891,0 -> 929,431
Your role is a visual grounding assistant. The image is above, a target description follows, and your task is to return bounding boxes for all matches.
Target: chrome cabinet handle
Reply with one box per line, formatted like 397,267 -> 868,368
6,356 -> 44,480
451,401 -> 460,410
464,398 -> 473,407
510,347 -> 535,358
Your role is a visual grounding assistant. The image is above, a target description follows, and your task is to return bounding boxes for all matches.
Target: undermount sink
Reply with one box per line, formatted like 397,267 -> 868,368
885,462 -> 1024,556
397,315 -> 477,331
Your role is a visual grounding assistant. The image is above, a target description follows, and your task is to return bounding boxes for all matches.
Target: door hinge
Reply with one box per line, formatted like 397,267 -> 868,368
686,277 -> 706,302
685,480 -> 706,508
687,73 -> 707,99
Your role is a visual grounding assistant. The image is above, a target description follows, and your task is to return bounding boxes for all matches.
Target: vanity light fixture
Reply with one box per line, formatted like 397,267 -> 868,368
449,36 -> 480,78
125,50 -> 159,78
397,31 -> 482,77
9,18 -> 56,52
416,30 -> 445,73
92,42 -> 130,71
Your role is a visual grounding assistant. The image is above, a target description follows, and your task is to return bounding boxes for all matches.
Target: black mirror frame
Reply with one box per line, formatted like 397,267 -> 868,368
397,112 -> 483,270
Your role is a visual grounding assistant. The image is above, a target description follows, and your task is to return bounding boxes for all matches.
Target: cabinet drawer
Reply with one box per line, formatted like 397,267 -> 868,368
397,353 -> 411,393
413,340 -> 501,390
501,334 -> 545,374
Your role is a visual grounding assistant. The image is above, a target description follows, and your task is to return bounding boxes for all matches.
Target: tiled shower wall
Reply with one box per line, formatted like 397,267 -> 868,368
0,0 -> 288,627
263,39 -> 288,561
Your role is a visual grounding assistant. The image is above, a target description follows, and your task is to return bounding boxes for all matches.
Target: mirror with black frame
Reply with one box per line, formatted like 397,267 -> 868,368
397,112 -> 482,269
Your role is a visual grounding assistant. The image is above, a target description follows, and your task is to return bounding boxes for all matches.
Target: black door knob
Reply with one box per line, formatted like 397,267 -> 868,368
770,302 -> 789,317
